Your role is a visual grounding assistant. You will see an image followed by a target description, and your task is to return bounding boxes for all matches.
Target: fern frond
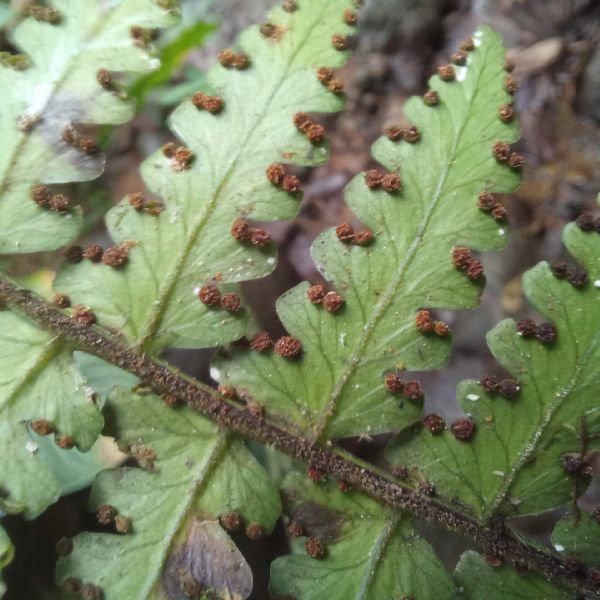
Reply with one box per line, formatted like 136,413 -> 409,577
56,390 -> 281,600
55,0 -> 357,353
0,311 -> 102,518
0,0 -> 177,254
270,472 -> 455,599
387,206 -> 600,518
215,25 -> 520,441
552,510 -> 600,569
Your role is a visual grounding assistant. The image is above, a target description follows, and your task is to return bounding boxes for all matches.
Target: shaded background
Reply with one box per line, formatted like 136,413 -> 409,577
2,0 -> 600,597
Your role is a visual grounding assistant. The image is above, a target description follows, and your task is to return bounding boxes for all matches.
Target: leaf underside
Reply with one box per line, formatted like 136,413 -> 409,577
0,311 -> 102,518
55,0 -> 356,353
216,25 -> 521,441
270,473 -> 455,600
57,391 -> 281,600
0,0 -> 176,254
388,219 -> 600,520
551,510 -> 600,569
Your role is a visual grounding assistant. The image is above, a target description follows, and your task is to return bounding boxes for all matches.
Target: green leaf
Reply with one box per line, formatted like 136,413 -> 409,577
0,525 -> 13,599
216,25 -> 520,441
57,390 -> 281,599
55,0 -> 356,353
0,311 -> 102,518
387,218 -> 600,518
454,551 -> 569,600
0,0 -> 177,254
551,511 -> 600,569
270,472 -> 455,600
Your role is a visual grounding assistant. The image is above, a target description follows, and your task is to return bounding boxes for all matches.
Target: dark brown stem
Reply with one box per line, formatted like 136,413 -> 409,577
1,274 -> 598,598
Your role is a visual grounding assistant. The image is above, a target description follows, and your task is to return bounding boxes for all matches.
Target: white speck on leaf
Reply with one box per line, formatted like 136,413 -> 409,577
466,393 -> 479,401
25,441 -> 39,455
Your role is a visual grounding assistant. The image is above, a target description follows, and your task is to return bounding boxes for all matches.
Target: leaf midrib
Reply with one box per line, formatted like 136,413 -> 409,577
137,2 -> 331,352
315,51 -> 487,440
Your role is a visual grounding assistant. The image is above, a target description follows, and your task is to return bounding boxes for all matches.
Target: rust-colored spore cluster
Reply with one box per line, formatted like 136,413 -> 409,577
452,50 -> 468,65
62,125 -> 97,155
250,331 -> 274,352
451,417 -> 476,440
423,89 -> 440,106
274,336 -> 303,358
384,373 -> 423,401
305,536 -> 327,559
72,305 -> 96,327
576,213 -> 600,232
332,33 -> 349,50
423,413 -> 446,434
516,319 -> 557,344
438,65 -> 455,81
335,222 -> 373,246
451,246 -> 484,281
217,49 -> 250,70
197,284 -> 242,313
192,92 -> 224,113
102,244 -> 130,268
293,112 -> 326,144
316,66 -> 344,94
230,217 -> 271,248
477,191 -> 507,222
266,162 -> 302,194
364,169 -> 402,193
478,375 -> 521,399
415,309 -> 450,337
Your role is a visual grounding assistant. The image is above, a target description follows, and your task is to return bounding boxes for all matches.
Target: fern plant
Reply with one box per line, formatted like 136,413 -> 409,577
0,1 -> 599,599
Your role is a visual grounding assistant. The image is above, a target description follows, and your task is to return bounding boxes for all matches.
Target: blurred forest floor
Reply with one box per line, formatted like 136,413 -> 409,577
2,0 -> 600,597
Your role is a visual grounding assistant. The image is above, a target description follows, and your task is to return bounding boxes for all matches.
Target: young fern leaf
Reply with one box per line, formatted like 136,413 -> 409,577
54,0 -> 357,353
270,472 -> 455,600
454,551 -> 569,600
387,209 -> 600,519
0,0 -> 177,254
551,510 -> 600,569
57,390 -> 281,600
0,526 -> 12,599
0,311 -> 102,518
215,25 -> 520,441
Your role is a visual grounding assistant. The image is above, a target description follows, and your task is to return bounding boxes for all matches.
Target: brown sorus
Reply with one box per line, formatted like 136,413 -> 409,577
492,140 -> 511,162
467,260 -> 484,280
332,34 -> 349,50
498,104 -> 514,123
460,37 -> 475,51
161,142 -> 175,158
282,0 -> 297,11
382,173 -> 402,193
499,378 -> 520,398
217,384 -> 236,399
115,515 -> 132,534
233,53 -> 250,69
31,419 -> 54,435
423,413 -> 445,434
57,436 -> 75,449
287,520 -> 304,537
337,479 -> 350,492
247,401 -> 264,420
568,268 -> 588,288
451,246 -> 472,269
509,152 -> 524,169
479,374 -> 499,393
72,305 -> 96,327
249,227 -> 271,247
55,536 -> 73,557
562,454 -> 583,474
282,174 -> 301,193
343,8 -> 358,25
576,214 -> 596,231
250,332 -> 274,352
128,192 -> 146,209
452,50 -> 468,65
433,321 -> 450,337
392,465 -> 408,479
53,293 -> 71,308
308,466 -> 325,482
217,49 -> 235,67
403,126 -> 420,143
163,393 -> 179,407
451,417 -> 476,440
323,291 -> 344,312
173,146 -> 194,168
260,22 -> 280,38
83,245 -> 104,263
307,283 -> 326,304
266,163 -> 286,186
438,65 -> 455,81
246,523 -> 263,540
505,74 -> 518,94
478,191 -> 495,212
221,293 -> 242,313
79,137 -> 98,155
317,66 -> 333,83
516,318 -> 537,337
50,194 -> 70,212
492,204 -> 507,222
192,92 -> 224,113
403,380 -> 423,401
293,112 -> 312,132
305,537 -> 326,559
306,123 -> 325,143
336,222 -> 354,243
415,309 -> 434,333
328,78 -> 344,94
423,89 -> 439,106
364,169 -> 383,188
64,245 -> 83,263
385,125 -> 404,141
130,444 -> 156,470
221,512 -> 242,531
385,373 -> 404,394
354,229 -> 373,246
198,284 -> 221,307
28,6 -> 61,24
550,262 -> 569,279
231,217 -> 250,241
274,336 -> 302,358
504,57 -> 515,72
102,245 -> 129,268
97,504 -> 118,525
536,322 -> 556,344
30,184 -> 52,207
